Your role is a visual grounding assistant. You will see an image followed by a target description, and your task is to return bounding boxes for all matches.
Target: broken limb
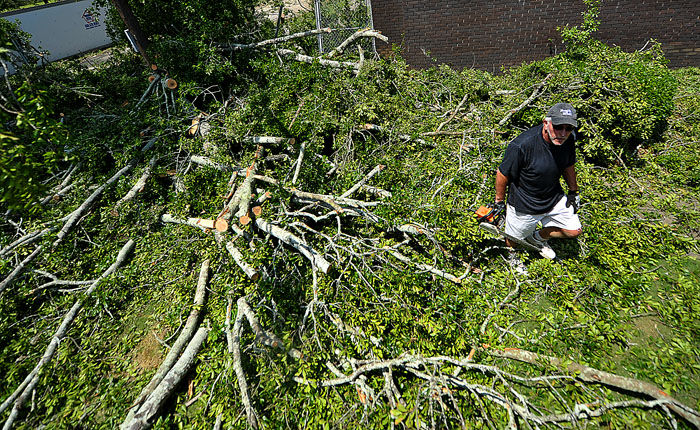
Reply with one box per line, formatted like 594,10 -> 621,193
29,270 -> 94,293
292,191 -> 380,210
237,297 -> 302,360
220,27 -> 332,50
435,91 -> 471,133
388,223 -> 434,237
360,184 -> 392,199
231,300 -> 258,429
243,136 -> 290,145
291,141 -> 306,185
54,163 -> 139,245
254,217 -> 331,273
39,183 -> 74,206
160,214 -> 213,233
359,123 -> 428,146
190,155 -> 235,171
340,164 -> 384,198
115,156 -> 158,208
122,259 -> 209,427
225,242 -> 259,281
276,48 -> 359,71
1,240 -> 134,429
225,294 -> 235,354
40,163 -> 80,205
190,155 -> 279,185
385,248 -> 461,284
497,74 -> 551,127
54,138 -> 157,248
325,28 -> 388,59
0,246 -> 44,294
133,73 -> 161,111
480,282 -> 521,335
487,346 -> 700,428
291,190 -> 344,213
123,327 -> 209,430
233,159 -> 258,223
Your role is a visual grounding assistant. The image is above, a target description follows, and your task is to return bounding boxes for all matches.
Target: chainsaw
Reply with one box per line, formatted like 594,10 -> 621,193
474,204 -> 503,225
473,204 -> 555,259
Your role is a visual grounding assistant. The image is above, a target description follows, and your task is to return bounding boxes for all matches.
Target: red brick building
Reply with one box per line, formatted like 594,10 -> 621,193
371,1 -> 699,72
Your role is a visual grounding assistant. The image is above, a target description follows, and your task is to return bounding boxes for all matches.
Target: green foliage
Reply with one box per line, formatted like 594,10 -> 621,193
0,21 -> 67,215
1,9 -> 699,428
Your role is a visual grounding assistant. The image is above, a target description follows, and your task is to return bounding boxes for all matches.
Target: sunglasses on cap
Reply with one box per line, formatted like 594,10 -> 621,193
553,124 -> 574,132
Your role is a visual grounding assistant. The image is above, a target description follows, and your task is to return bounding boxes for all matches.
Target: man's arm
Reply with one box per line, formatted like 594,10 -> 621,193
562,165 -> 578,193
495,169 -> 509,202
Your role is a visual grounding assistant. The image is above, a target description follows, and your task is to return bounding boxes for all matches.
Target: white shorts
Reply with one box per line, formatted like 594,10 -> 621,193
504,196 -> 581,240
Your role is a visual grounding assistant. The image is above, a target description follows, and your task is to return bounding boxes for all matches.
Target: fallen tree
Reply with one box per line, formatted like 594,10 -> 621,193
1,7 -> 699,429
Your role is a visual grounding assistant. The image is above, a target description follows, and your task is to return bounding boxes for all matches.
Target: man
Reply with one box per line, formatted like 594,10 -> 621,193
492,102 -> 582,261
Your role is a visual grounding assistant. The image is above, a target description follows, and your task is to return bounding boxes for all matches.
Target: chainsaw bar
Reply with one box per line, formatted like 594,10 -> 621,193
479,222 -> 555,260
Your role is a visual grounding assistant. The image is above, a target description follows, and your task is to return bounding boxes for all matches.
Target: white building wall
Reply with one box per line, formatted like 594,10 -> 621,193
2,0 -> 112,66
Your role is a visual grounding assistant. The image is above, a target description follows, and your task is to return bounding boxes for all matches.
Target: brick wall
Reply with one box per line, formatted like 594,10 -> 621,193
372,1 -> 699,72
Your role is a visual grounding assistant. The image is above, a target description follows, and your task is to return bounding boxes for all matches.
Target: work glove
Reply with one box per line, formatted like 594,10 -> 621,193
566,190 -> 581,214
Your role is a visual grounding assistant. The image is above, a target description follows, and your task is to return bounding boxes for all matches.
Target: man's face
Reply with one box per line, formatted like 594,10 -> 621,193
543,119 -> 573,146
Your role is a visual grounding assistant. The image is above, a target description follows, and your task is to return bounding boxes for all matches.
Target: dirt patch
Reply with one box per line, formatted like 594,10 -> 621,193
133,331 -> 164,372
631,315 -> 672,341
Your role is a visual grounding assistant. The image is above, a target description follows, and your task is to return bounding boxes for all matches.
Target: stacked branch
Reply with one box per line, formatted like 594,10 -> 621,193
1,138 -> 157,294
121,259 -> 210,430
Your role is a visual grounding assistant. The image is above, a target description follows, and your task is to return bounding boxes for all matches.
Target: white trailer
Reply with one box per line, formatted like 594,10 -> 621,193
1,0 -> 113,72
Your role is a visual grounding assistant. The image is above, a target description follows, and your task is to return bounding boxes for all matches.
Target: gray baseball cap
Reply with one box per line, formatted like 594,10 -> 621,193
548,103 -> 578,127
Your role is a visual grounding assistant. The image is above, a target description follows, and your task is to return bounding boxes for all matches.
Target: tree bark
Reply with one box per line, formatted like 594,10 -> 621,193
110,0 -> 151,65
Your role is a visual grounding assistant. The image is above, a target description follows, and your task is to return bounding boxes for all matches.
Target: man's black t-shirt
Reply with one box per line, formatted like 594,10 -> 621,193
498,124 -> 576,214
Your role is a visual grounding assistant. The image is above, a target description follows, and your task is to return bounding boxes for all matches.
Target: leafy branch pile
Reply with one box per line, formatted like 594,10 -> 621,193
1,1 -> 699,428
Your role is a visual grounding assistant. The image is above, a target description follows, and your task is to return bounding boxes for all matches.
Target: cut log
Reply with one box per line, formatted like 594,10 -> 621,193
215,218 -> 229,232
160,214 -> 212,233
121,260 -> 209,428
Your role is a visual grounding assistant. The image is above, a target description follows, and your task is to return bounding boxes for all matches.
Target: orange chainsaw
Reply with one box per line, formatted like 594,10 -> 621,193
474,203 -> 554,259
474,203 -> 504,225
